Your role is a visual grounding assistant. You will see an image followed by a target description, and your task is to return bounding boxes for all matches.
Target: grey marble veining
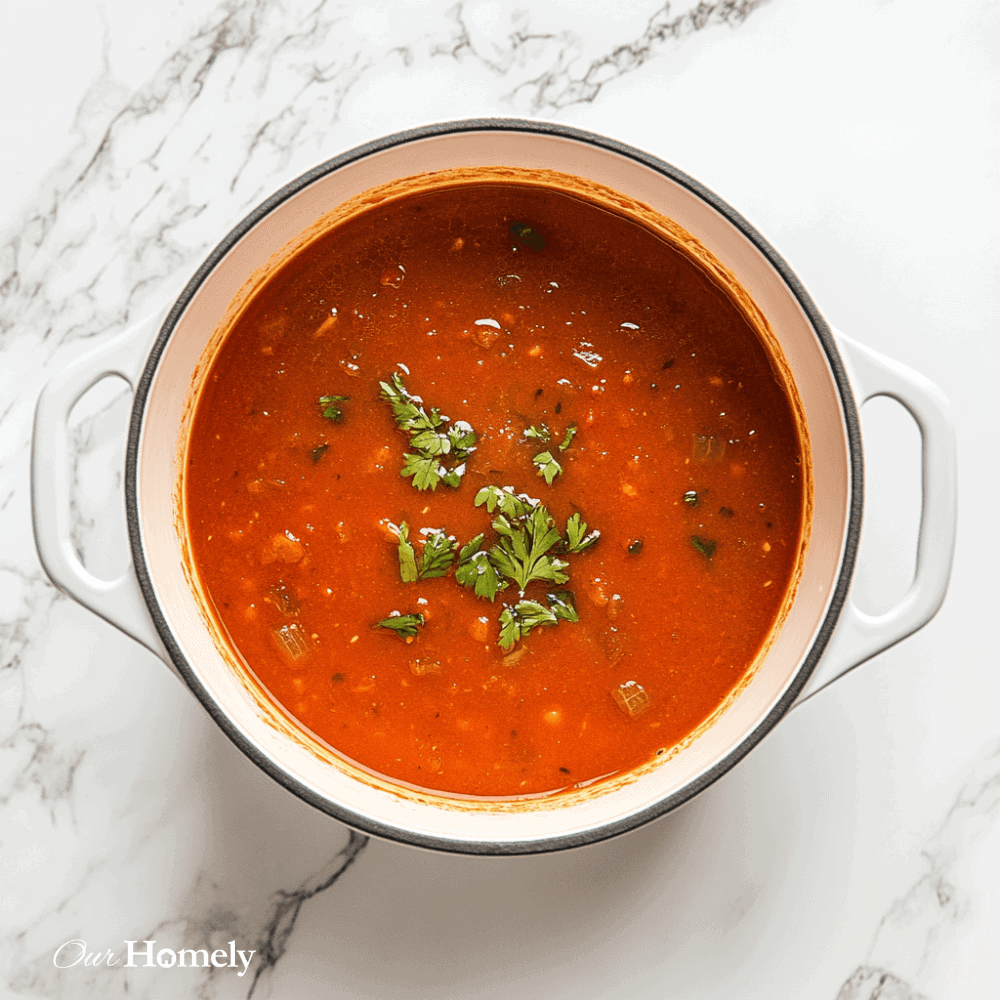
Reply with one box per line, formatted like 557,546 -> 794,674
847,744 -> 1000,998
1,1 -> 997,997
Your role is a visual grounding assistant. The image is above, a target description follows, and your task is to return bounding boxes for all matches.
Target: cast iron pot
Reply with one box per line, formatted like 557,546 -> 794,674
31,120 -> 957,855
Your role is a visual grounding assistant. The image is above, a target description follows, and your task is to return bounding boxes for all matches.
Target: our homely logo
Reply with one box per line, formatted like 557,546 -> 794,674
53,939 -> 256,977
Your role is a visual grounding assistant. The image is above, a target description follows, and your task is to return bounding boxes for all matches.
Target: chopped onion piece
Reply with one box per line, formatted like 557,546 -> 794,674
261,531 -> 304,564
408,659 -> 443,677
472,326 -> 500,348
501,647 -> 529,668
612,680 -> 652,719
692,433 -> 726,464
272,622 -> 312,661
268,581 -> 300,617
603,626 -> 625,666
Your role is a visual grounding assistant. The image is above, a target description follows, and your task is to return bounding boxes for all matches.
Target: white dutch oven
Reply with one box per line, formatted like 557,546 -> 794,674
31,120 -> 957,854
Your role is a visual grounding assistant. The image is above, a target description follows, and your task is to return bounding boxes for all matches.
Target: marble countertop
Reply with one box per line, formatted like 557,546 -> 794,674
1,1 -> 997,997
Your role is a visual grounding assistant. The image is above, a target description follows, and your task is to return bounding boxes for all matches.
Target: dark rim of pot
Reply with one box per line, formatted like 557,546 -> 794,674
125,118 -> 863,856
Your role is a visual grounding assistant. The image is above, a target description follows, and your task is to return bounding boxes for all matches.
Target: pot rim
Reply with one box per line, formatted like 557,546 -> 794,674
124,117 -> 863,855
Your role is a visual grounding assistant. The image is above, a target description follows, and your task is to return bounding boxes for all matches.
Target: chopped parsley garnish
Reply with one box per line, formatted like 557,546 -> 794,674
558,425 -> 578,452
379,372 -> 477,490
491,506 -> 569,590
318,394 -> 350,421
690,535 -> 717,559
418,528 -> 457,579
474,487 -> 569,591
445,422 -> 477,456
365,380 -> 603,651
455,533 -> 507,601
310,444 -> 328,464
400,453 -> 446,491
375,612 -> 425,639
532,450 -> 562,485
474,484 -> 534,518
497,600 -> 558,649
459,489 -> 599,608
397,523 -> 456,582
497,591 -> 578,649
563,513 -> 600,554
396,523 -> 418,583
546,590 -> 579,623
409,429 -> 450,455
627,539 -> 643,555
379,372 -> 444,434
683,490 -> 699,507
524,426 -> 575,480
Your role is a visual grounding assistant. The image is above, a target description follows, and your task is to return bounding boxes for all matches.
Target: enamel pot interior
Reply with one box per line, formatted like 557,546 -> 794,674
128,121 -> 858,855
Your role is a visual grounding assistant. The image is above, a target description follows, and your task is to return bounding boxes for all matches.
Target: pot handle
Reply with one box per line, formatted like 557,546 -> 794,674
794,331 -> 957,703
31,313 -> 175,671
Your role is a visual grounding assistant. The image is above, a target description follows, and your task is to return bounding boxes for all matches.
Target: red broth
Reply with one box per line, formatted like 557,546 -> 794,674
184,178 -> 806,798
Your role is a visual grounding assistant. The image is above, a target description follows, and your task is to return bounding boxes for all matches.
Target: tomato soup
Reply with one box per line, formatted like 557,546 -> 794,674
183,176 -> 807,798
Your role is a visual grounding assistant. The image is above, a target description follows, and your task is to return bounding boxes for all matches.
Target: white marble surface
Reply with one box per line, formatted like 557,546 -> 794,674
1,1 -> 997,997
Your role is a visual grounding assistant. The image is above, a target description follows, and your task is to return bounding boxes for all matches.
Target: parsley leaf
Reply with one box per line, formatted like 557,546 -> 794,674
683,490 -> 699,507
690,535 -> 717,559
397,523 -> 418,583
474,485 -> 534,518
523,424 -> 551,443
379,372 -> 477,490
375,613 -> 425,639
397,523 -> 457,581
497,600 -> 559,649
490,505 -> 569,591
447,421 -> 477,455
563,513 -> 600,553
455,533 -> 507,601
418,528 -> 457,579
456,533 -> 485,564
558,425 -> 578,452
401,452 -> 444,491
410,429 -> 452,455
473,488 -> 575,591
532,450 -> 562,485
379,373 -> 444,433
496,591 -> 577,649
318,394 -> 350,421
439,465 -> 466,489
546,590 -> 579,622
